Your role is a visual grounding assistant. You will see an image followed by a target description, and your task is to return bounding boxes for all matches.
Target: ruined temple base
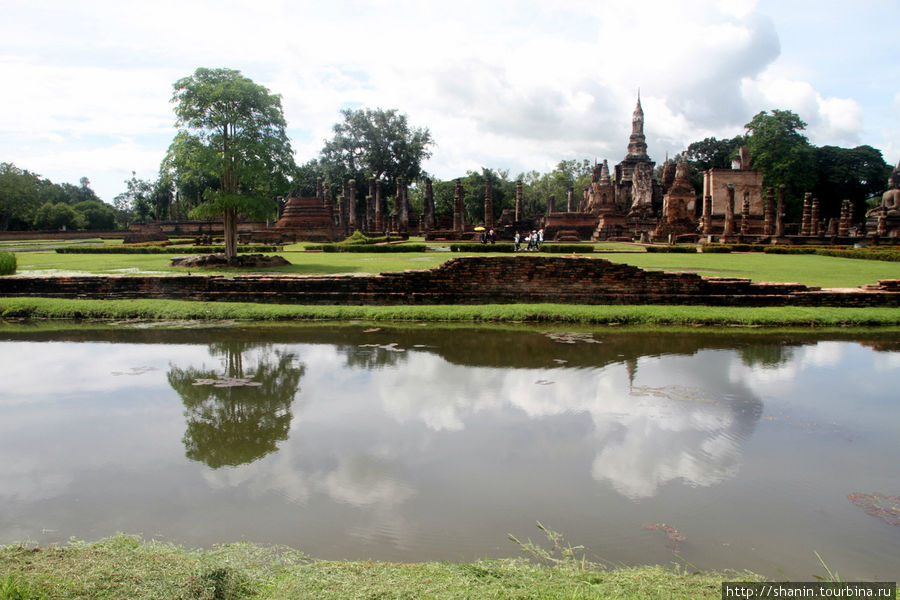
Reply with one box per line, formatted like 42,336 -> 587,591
170,254 -> 291,269
650,218 -> 697,244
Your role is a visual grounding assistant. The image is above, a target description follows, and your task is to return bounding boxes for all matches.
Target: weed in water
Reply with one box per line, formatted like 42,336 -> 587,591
813,551 -> 843,583
508,521 -> 599,570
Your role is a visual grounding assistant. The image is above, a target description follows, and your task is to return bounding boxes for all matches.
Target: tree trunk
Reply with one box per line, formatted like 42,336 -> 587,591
224,207 -> 238,261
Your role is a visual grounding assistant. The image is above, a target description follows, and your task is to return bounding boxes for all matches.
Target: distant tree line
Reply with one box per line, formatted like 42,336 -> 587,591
684,110 -> 892,222
0,164 -> 117,231
1,68 -> 893,238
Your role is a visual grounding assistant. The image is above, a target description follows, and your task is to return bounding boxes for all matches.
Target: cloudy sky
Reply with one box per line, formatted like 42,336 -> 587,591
2,0 -> 898,202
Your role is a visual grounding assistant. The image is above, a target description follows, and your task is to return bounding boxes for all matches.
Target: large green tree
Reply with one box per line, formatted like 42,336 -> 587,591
811,145 -> 892,220
0,163 -> 43,230
744,110 -> 816,221
165,68 -> 295,259
318,107 -> 433,201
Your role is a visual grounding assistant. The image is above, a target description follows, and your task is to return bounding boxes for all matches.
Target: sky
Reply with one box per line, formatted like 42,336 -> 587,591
2,0 -> 898,203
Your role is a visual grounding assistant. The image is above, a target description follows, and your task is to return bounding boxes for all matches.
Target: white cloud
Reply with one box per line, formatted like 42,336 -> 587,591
742,75 -> 864,146
0,0 -> 893,201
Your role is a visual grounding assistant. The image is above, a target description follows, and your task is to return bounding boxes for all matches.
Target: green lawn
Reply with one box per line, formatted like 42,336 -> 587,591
600,251 -> 900,289
9,245 -> 899,288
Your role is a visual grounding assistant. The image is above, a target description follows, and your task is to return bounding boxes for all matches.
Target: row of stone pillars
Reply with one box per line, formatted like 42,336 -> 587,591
698,184 -> 856,239
315,176 -> 439,236
701,184 -> 787,238
316,175 -> 539,237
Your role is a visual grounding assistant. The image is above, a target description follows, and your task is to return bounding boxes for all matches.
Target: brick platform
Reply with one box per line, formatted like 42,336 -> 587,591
1,256 -> 898,307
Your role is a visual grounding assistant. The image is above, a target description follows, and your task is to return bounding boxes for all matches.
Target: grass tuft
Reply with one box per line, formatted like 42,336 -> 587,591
0,253 -> 15,276
0,535 -> 760,600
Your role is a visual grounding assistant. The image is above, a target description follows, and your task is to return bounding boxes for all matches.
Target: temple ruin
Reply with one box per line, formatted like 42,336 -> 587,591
119,95 -> 897,245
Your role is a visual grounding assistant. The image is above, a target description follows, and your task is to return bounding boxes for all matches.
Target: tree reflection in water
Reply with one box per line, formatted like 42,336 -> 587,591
168,343 -> 305,468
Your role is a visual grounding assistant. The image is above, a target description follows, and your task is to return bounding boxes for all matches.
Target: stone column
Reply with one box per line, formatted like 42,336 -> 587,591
316,177 -> 324,203
423,178 -> 434,231
775,185 -> 785,238
397,178 -> 409,233
764,187 -> 775,236
348,179 -> 358,233
341,180 -> 350,237
548,195 -> 556,215
367,177 -> 376,233
801,192 -> 813,236
701,194 -> 712,235
365,195 -> 374,233
323,183 -> 335,225
515,181 -> 523,222
374,179 -> 384,233
838,199 -> 852,237
810,197 -> 820,237
740,190 -> 751,235
453,179 -> 464,233
723,184 -> 735,236
484,177 -> 493,230
567,187 -> 575,213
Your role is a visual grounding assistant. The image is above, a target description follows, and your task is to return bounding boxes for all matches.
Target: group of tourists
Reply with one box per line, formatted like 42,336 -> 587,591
513,228 -> 543,251
479,228 -> 496,244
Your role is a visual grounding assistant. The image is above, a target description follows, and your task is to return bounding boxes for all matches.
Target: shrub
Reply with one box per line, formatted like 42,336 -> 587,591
815,248 -> 900,262
340,231 -> 387,245
645,245 -> 697,253
763,246 -> 816,255
539,244 -> 593,253
0,252 -> 16,275
701,243 -> 769,253
450,243 -> 516,252
56,245 -> 282,254
311,243 -> 428,253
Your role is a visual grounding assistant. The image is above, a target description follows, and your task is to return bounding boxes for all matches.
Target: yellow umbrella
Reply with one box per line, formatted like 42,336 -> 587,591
473,226 -> 485,231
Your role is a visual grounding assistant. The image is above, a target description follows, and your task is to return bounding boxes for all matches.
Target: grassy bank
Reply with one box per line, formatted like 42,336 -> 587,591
0,535 -> 756,600
2,297 -> 900,327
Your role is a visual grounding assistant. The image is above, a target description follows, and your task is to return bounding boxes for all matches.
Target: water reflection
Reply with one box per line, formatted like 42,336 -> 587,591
365,345 -> 763,499
0,325 -> 897,579
168,343 -> 305,468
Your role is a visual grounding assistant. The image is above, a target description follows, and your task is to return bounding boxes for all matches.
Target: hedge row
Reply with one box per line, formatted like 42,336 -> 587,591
448,243 -> 595,253
0,252 -> 16,275
815,248 -> 900,262
539,244 -> 593,253
450,243 -> 516,252
700,243 -> 770,253
699,243 -> 900,261
645,245 -> 698,253
56,245 -> 282,254
307,243 -> 428,253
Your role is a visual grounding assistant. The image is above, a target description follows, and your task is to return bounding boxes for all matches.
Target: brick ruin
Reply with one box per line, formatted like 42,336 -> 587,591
1,256 -> 897,306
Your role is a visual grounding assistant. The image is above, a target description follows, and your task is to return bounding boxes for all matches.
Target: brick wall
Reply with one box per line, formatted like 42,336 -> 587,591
1,256 -> 898,307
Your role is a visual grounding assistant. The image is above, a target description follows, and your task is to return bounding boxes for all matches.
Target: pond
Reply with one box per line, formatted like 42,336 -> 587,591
0,323 -> 898,580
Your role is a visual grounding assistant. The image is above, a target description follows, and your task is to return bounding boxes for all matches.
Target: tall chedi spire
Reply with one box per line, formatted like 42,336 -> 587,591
626,92 -> 649,161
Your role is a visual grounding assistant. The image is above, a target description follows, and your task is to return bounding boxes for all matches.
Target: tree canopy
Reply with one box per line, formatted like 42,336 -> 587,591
164,67 -> 296,258
811,145 -> 893,219
317,107 -> 433,194
744,110 -> 816,220
0,163 -> 116,231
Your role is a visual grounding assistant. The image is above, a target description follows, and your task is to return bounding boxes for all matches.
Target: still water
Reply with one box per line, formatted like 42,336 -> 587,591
0,324 -> 897,580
